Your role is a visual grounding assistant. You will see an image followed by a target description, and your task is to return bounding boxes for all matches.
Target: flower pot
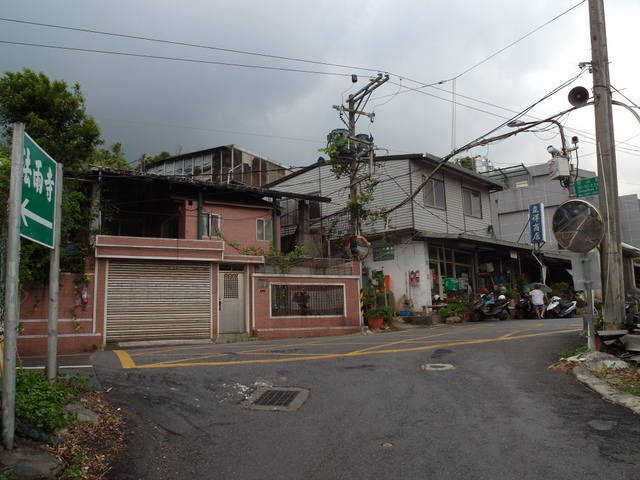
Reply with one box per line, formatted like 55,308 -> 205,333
366,317 -> 384,330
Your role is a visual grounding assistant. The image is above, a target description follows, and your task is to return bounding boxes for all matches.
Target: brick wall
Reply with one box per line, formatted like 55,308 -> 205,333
17,272 -> 101,356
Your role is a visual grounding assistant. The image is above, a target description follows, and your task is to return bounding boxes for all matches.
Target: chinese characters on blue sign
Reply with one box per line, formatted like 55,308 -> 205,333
529,203 -> 545,244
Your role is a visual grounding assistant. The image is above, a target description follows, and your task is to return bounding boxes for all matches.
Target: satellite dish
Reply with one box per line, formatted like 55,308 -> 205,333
552,199 -> 604,253
345,235 -> 371,261
568,86 -> 590,107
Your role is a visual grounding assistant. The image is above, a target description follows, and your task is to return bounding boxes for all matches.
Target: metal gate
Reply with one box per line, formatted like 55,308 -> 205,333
106,260 -> 211,343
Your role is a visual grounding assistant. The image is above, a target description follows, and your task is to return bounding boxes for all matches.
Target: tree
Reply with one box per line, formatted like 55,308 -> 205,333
91,142 -> 132,169
0,68 -> 102,172
452,156 -> 477,171
0,69 -> 103,286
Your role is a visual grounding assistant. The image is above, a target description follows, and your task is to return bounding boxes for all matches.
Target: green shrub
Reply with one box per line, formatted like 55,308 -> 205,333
11,369 -> 76,433
365,305 -> 392,322
439,300 -> 467,319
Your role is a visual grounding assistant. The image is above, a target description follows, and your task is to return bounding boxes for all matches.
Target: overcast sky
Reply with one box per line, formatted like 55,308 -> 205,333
1,0 -> 639,196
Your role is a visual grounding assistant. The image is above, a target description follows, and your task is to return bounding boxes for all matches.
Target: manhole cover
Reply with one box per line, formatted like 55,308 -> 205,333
244,387 -> 309,411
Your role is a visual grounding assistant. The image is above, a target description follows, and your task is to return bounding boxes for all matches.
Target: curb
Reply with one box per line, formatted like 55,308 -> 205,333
572,365 -> 640,415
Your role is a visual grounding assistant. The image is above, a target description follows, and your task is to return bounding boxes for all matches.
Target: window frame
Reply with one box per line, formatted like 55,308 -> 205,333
257,218 -> 273,242
462,188 -> 482,218
422,175 -> 446,209
270,283 -> 346,317
201,212 -> 221,237
373,245 -> 395,262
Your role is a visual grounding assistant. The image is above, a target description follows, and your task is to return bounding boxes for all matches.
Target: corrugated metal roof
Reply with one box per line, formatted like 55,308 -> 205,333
83,165 -> 330,203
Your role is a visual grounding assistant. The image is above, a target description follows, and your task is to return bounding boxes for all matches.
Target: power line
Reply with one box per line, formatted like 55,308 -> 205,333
1,3 -> 586,108
0,40 -> 358,77
0,17 -> 382,75
444,0 -> 587,83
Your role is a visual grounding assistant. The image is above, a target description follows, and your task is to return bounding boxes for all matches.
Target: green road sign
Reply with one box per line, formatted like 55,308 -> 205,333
20,133 -> 58,248
574,177 -> 599,198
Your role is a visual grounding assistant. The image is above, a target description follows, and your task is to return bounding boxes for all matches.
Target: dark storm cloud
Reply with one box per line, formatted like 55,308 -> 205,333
1,0 -> 638,195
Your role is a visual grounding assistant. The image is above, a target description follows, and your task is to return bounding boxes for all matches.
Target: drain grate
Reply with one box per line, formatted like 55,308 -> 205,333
245,387 -> 309,411
254,389 -> 299,407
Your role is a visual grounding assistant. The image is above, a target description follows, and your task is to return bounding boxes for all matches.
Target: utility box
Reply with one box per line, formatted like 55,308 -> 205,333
548,156 -> 570,179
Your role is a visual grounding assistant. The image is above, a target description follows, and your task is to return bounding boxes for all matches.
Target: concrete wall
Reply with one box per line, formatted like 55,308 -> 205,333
252,272 -> 361,340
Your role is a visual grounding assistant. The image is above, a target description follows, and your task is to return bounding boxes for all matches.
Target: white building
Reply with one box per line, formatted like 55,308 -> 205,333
268,153 -> 540,314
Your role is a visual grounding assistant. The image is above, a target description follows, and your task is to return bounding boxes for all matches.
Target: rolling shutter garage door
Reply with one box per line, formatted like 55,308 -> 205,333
106,260 -> 211,343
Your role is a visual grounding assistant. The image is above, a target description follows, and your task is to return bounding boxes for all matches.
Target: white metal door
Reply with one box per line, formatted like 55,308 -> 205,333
219,272 -> 245,333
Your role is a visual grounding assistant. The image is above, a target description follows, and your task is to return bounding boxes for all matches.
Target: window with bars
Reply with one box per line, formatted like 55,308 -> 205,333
270,284 -> 345,317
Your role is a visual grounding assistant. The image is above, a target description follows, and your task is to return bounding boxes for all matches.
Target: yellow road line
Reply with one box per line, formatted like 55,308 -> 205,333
346,324 -> 492,355
235,335 -> 361,355
114,327 -> 581,369
114,350 -> 136,369
137,352 -> 232,366
498,324 -> 544,339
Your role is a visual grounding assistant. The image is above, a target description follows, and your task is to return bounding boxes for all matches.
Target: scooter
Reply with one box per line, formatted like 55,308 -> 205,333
515,294 -> 536,319
470,293 -> 510,322
545,296 -> 577,318
624,303 -> 639,329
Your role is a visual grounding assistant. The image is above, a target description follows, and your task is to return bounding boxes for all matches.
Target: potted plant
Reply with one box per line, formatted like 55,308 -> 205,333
505,286 -> 519,308
364,305 -> 393,330
439,300 -> 467,322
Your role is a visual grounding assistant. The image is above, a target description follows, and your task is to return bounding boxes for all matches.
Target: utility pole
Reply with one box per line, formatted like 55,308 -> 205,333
588,0 -> 624,328
337,73 -> 389,236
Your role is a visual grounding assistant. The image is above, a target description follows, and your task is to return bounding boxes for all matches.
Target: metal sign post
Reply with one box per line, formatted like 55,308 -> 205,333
2,125 -> 61,449
582,254 -> 596,351
46,163 -> 63,381
2,123 -> 25,450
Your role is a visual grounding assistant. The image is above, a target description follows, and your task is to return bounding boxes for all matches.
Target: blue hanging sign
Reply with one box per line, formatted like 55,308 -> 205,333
529,203 -> 546,244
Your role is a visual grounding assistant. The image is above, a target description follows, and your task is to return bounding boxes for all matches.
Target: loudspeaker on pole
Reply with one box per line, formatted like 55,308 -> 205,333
568,86 -> 590,107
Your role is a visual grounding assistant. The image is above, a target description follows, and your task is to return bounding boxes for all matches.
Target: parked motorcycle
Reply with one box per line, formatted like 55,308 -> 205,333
545,296 -> 577,318
470,293 -> 510,322
515,294 -> 537,319
625,302 -> 639,328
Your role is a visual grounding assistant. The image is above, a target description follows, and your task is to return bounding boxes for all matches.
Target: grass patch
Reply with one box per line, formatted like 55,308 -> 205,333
591,368 -> 640,397
558,343 -> 588,359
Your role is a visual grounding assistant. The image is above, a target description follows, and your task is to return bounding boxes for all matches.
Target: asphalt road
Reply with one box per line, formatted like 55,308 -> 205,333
86,318 -> 640,480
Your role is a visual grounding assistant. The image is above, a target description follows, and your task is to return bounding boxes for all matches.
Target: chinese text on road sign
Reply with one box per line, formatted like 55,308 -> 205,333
20,133 -> 58,248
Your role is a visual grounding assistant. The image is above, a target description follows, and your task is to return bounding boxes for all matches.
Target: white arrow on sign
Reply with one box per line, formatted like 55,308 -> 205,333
21,198 -> 53,229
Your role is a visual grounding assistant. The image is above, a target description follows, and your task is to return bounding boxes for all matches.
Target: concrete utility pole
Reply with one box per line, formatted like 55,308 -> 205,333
342,73 -> 389,236
588,0 -> 625,328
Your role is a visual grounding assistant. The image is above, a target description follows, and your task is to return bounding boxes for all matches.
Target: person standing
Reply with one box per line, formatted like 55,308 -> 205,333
529,285 -> 548,319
